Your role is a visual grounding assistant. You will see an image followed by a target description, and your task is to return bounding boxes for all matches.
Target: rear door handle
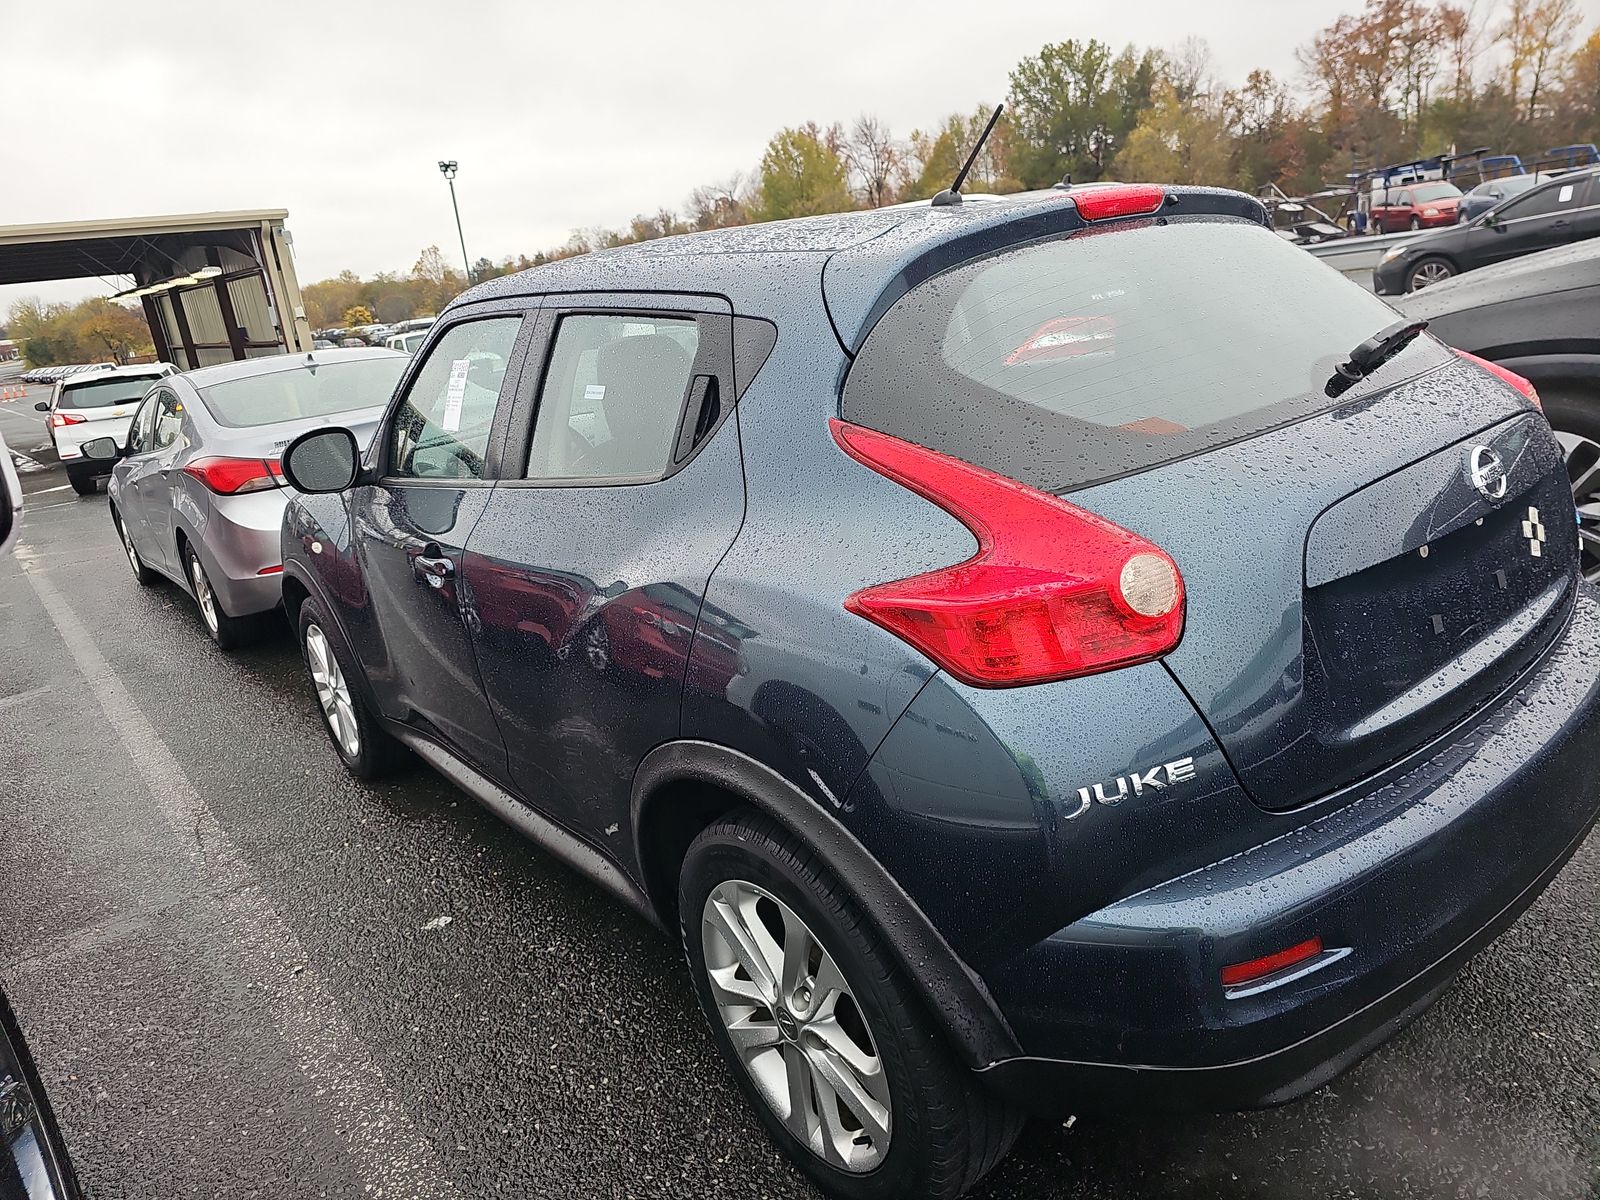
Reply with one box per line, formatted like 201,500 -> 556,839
415,548 -> 456,586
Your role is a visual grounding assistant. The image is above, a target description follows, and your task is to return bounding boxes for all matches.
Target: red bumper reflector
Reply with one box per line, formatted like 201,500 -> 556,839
1453,349 -> 1542,411
1072,184 -> 1166,221
257,565 -> 284,575
1221,936 -> 1325,988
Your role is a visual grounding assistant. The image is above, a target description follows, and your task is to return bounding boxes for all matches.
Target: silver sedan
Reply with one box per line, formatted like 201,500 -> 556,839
83,348 -> 406,647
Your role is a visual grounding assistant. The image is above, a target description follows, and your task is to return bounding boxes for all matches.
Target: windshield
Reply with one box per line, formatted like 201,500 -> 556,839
1411,183 -> 1461,203
199,357 -> 405,428
842,218 -> 1448,493
59,376 -> 159,409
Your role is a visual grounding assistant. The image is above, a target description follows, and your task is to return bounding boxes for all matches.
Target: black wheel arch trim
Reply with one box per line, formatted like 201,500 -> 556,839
629,739 -> 1022,1069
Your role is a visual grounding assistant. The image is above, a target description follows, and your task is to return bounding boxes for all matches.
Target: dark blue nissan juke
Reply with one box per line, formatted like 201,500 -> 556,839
278,183 -> 1600,1200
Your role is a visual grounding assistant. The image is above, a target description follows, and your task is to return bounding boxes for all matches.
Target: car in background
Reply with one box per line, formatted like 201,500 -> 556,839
278,183 -> 1600,1199
0,429 -> 20,556
1368,180 -> 1463,232
391,316 -> 436,334
384,330 -> 427,354
83,347 -> 406,648
338,337 -> 365,349
1395,237 -> 1600,583
1375,167 -> 1600,293
312,338 -> 337,350
1456,173 -> 1554,224
38,363 -> 177,495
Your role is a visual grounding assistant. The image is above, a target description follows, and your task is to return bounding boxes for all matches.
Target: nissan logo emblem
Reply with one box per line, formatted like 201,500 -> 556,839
1468,445 -> 1508,500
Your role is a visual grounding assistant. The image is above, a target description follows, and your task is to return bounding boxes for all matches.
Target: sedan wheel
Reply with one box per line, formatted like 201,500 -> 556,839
1406,258 -> 1456,291
1555,430 -> 1600,584
305,623 -> 361,759
701,879 -> 891,1173
189,554 -> 220,635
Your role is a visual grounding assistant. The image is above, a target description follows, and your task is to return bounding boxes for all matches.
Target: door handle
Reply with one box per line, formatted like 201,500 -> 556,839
414,548 -> 456,587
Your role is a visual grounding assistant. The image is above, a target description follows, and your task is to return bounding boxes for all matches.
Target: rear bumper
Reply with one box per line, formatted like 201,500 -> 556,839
193,490 -> 288,617
977,588 -> 1600,1115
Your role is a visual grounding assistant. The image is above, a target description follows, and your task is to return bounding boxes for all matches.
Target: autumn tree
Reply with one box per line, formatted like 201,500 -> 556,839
905,106 -> 1017,199
750,123 -> 854,222
1501,0 -> 1583,119
1116,82 -> 1233,185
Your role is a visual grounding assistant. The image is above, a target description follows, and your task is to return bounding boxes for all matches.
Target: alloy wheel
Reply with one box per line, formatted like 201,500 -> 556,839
121,523 -> 141,578
701,880 -> 891,1173
189,555 -> 220,634
305,623 -> 361,758
1409,260 -> 1454,290
1555,430 -> 1600,584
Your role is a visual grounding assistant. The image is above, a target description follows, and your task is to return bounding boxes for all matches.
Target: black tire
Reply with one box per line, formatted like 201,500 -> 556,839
679,812 -> 1023,1200
1541,386 -> 1600,584
182,543 -> 260,650
1405,256 -> 1457,292
110,506 -> 155,586
67,468 -> 98,496
295,597 -> 407,779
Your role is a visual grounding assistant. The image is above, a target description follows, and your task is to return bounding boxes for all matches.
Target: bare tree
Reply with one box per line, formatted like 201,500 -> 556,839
1502,0 -> 1582,118
1438,1 -> 1483,100
686,173 -> 750,231
842,114 -> 904,208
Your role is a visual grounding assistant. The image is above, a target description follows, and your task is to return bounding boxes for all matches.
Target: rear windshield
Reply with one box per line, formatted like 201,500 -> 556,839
60,377 -> 159,409
199,357 -> 405,428
841,218 -> 1447,493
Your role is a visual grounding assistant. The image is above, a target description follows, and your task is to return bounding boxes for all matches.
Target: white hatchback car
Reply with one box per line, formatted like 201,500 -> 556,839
43,363 -> 177,495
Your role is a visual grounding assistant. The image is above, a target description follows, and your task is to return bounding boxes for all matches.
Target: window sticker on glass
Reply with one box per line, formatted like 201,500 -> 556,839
1559,185 -> 1575,203
441,358 -> 470,432
584,384 -> 606,401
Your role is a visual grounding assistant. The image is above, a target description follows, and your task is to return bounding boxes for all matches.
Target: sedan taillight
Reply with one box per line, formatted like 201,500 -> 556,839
181,456 -> 285,495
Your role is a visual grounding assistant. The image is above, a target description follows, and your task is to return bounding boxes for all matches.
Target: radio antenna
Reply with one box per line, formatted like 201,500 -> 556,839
933,104 -> 1004,208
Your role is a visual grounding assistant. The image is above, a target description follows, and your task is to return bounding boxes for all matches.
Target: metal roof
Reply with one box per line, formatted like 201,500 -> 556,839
0,209 -> 288,285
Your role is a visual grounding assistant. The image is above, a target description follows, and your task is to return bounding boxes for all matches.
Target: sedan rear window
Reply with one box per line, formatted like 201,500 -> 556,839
841,218 -> 1447,493
199,357 -> 406,428
59,377 -> 159,409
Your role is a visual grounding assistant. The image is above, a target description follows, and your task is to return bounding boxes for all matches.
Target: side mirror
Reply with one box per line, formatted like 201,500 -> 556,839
283,427 -> 361,494
80,437 -> 123,462
1483,212 -> 1501,230
33,401 -> 48,412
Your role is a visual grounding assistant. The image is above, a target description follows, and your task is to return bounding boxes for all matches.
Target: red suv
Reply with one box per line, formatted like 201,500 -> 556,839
1369,181 -> 1463,232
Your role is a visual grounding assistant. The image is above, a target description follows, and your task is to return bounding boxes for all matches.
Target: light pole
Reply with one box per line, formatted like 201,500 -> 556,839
438,160 -> 471,283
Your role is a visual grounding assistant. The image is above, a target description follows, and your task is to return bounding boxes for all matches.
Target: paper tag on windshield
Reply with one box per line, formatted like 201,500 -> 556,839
1559,184 -> 1575,203
441,359 -> 470,432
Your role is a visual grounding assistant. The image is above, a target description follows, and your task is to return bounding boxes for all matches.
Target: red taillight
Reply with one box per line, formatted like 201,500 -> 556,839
1454,349 -> 1542,411
49,412 -> 86,427
181,456 -> 285,495
257,564 -> 284,575
1072,184 -> 1166,221
830,419 -> 1184,688
1220,936 -> 1325,988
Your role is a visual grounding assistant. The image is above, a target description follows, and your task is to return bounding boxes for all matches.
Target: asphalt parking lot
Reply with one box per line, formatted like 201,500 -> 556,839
1,373 -> 1597,1199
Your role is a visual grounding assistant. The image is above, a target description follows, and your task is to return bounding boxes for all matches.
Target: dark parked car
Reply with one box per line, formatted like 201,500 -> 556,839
1455,172 -> 1553,224
0,991 -> 81,1200
1395,237 -> 1600,583
278,184 -> 1600,1200
1374,167 -> 1600,293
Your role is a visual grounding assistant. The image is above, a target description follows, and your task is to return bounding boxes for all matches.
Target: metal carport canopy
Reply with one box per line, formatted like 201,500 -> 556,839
0,209 -> 312,363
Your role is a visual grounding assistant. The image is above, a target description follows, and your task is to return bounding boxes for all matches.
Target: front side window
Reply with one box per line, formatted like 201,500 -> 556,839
151,391 -> 186,451
526,315 -> 700,481
388,317 -> 520,481
128,395 -> 160,454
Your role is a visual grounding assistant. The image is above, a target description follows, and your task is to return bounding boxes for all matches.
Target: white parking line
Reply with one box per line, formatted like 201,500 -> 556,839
19,561 -> 461,1200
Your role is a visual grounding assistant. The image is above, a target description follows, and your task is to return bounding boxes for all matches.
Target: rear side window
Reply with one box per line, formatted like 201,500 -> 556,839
60,377 -> 158,409
842,219 -> 1443,493
526,315 -> 700,481
1499,176 -> 1590,219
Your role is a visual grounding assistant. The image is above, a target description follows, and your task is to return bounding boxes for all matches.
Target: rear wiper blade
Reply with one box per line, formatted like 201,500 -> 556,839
1326,318 -> 1428,396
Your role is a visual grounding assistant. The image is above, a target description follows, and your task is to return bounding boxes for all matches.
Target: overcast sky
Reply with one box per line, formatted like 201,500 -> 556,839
6,0 -> 1599,317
